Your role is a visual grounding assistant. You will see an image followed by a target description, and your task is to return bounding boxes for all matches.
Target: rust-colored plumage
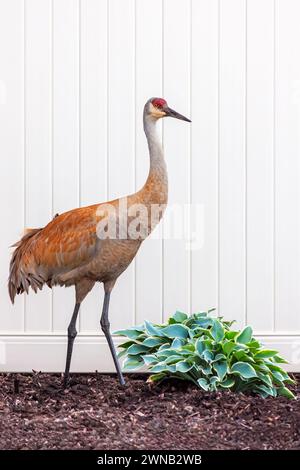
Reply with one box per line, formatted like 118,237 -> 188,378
8,98 -> 191,387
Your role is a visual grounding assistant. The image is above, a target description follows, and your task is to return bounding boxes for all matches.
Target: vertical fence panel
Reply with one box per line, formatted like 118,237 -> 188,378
246,0 -> 274,331
0,0 -> 25,332
79,0 -> 107,333
52,0 -> 80,332
24,0 -> 52,332
107,0 -> 135,330
219,0 -> 246,327
135,0 -> 163,324
191,0 -> 218,313
163,0 -> 191,319
275,0 -> 300,331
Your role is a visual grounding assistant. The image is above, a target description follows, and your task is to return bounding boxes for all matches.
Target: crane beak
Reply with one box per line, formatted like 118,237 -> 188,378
164,107 -> 191,122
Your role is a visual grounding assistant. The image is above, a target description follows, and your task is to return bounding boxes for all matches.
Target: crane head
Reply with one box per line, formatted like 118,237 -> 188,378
146,97 -> 191,122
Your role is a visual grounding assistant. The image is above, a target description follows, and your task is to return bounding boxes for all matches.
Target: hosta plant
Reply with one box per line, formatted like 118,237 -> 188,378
115,311 -> 296,398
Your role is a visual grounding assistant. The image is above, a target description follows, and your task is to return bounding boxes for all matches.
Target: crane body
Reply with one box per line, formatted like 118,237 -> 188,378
8,98 -> 191,387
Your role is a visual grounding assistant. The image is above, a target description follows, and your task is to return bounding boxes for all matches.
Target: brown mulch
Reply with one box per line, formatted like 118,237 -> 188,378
0,372 -> 299,450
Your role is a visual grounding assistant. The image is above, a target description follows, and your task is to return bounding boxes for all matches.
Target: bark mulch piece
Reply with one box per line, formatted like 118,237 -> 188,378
0,372 -> 299,450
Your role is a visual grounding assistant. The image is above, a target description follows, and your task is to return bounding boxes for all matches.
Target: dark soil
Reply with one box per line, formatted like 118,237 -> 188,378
0,372 -> 299,450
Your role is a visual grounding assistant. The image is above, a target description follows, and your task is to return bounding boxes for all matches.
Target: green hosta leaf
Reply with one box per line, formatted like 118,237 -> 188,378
150,363 -> 176,373
234,343 -> 248,351
182,343 -> 195,352
270,370 -> 285,384
273,354 -> 288,364
118,340 -> 137,349
219,377 -> 235,388
248,340 -> 260,350
231,362 -> 257,379
143,354 -> 159,365
127,344 -> 149,355
197,378 -> 209,391
148,372 -> 165,383
161,324 -> 190,339
211,319 -> 225,342
213,361 -> 228,381
123,357 -> 143,370
235,326 -> 253,344
255,384 -> 276,397
257,372 -> 273,387
225,331 -> 239,340
176,361 -> 194,373
255,349 -> 278,359
233,350 -> 255,362
253,363 -> 270,373
142,337 -> 165,348
165,355 -> 183,364
222,341 -> 236,355
114,329 -> 143,340
172,311 -> 188,323
117,349 -> 128,359
144,321 -> 164,337
277,386 -> 296,399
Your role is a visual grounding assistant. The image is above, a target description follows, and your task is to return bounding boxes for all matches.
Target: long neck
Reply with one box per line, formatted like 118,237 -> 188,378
142,114 -> 168,205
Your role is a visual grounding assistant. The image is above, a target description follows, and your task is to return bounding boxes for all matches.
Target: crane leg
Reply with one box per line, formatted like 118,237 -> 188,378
100,292 -> 125,386
63,302 -> 80,388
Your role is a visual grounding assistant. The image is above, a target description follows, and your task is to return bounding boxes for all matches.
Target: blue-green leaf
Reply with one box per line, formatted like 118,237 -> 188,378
211,319 -> 225,342
176,361 -> 194,373
202,350 -> 214,363
219,377 -> 235,388
255,384 -> 276,397
143,354 -> 159,365
142,337 -> 165,347
194,317 -> 214,328
197,378 -> 209,391
114,329 -> 143,340
231,362 -> 257,379
126,344 -> 149,355
213,361 -> 228,381
172,311 -> 188,323
195,338 -> 206,355
235,326 -> 253,344
161,324 -> 190,339
150,363 -> 176,373
144,321 -> 164,337
123,357 -> 143,370
257,372 -> 273,387
171,338 -> 184,349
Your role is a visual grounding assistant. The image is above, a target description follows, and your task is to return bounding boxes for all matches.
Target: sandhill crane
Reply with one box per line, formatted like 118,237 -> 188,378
8,98 -> 191,387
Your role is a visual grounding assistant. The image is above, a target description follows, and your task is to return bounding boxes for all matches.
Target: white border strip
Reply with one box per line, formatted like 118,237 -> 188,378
0,334 -> 300,372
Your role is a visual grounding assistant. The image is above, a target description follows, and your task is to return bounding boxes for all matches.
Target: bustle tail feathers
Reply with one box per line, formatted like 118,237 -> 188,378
8,228 -> 44,303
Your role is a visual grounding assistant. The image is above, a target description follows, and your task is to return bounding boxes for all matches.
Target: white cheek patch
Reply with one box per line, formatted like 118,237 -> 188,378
149,102 -> 166,118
